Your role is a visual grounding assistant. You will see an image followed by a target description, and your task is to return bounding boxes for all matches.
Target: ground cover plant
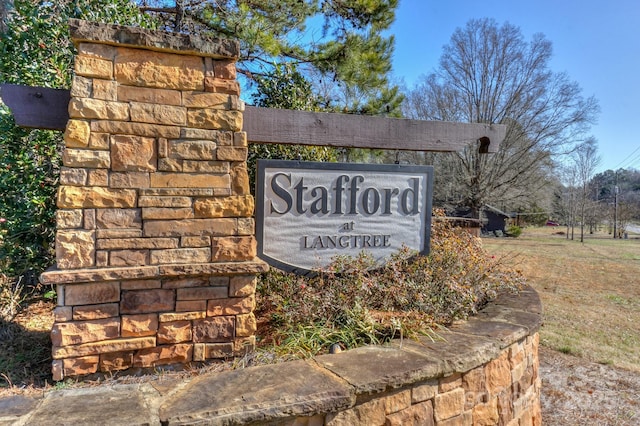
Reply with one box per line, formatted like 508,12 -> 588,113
255,212 -> 524,357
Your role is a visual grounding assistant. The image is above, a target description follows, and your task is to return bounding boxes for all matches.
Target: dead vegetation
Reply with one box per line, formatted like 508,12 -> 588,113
483,226 -> 640,371
0,300 -> 54,392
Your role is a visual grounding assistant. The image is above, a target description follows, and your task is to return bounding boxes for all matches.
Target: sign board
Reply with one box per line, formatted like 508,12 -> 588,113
256,160 -> 434,274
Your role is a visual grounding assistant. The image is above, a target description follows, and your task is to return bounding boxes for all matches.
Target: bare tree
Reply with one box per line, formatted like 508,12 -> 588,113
558,164 -> 580,240
573,138 -> 601,242
616,200 -> 635,238
403,19 -> 599,218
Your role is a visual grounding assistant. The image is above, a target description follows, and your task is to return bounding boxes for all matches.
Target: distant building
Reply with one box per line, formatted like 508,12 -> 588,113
482,204 -> 513,235
444,204 -> 515,236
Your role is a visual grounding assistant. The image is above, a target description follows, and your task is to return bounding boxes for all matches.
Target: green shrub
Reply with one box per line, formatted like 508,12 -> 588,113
256,212 -> 524,356
507,225 -> 523,237
0,112 -> 60,286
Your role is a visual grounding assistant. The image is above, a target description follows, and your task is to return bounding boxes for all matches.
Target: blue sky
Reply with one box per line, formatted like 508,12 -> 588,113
389,0 -> 640,173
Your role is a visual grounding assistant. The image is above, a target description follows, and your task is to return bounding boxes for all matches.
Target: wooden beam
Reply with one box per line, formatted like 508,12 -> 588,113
0,84 -> 70,130
0,84 -> 506,152
243,106 -> 504,153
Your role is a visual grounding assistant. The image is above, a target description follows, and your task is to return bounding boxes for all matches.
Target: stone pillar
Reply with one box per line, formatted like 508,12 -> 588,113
40,19 -> 267,380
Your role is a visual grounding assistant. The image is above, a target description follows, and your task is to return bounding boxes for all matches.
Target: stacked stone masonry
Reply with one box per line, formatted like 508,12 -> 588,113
322,334 -> 542,426
158,286 -> 544,425
40,19 -> 268,381
2,286 -> 542,425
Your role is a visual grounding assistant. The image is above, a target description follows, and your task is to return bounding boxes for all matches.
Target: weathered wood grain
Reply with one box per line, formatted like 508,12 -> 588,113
1,84 -> 506,152
243,106 -> 504,153
0,84 -> 70,130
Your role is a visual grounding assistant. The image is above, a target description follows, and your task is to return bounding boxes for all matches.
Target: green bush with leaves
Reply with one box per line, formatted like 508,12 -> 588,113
256,212 -> 524,356
0,113 -> 60,285
507,225 -> 523,238
0,0 -> 156,316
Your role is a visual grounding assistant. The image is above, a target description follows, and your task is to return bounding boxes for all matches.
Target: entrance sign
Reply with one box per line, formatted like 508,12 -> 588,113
256,160 -> 434,274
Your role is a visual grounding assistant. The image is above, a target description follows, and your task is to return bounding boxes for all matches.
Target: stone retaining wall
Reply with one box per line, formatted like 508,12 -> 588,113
39,19 -> 267,381
5,285 -> 542,425
158,286 -> 542,425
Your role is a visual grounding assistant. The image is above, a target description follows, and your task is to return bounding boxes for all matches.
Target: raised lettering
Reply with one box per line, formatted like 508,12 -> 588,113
310,186 -> 329,214
401,178 -> 420,215
267,172 -> 424,218
333,175 -> 348,214
294,178 -> 308,214
362,187 -> 381,215
270,173 -> 292,214
382,188 -> 399,215
300,234 -> 393,250
348,175 -> 364,214
310,236 -> 320,248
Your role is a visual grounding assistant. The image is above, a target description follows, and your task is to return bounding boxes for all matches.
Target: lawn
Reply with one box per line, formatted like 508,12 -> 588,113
482,226 -> 640,371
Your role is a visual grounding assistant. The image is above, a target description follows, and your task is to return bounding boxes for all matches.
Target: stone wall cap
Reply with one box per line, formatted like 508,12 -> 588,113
160,360 -> 354,425
316,345 -> 443,394
68,18 -> 240,59
393,330 -> 502,376
40,260 -> 269,285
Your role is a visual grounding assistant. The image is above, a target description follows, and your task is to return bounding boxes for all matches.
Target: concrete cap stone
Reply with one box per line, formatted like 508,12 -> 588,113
23,384 -> 159,426
316,345 -> 444,395
159,360 -> 354,425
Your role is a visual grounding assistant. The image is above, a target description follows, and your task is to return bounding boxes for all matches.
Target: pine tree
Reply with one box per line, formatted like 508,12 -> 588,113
138,0 -> 402,115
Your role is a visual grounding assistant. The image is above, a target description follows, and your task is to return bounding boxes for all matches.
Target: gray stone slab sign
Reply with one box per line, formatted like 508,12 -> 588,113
256,160 -> 434,274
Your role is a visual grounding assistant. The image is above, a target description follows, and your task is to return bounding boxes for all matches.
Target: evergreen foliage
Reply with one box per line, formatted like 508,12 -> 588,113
247,63 -> 338,190
138,0 -> 402,115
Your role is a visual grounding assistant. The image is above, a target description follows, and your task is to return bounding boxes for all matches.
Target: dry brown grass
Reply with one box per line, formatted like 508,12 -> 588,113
483,226 -> 640,372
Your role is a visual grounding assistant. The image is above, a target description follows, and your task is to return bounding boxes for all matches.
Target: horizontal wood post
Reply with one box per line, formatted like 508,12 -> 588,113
243,106 -> 504,153
0,84 -> 71,130
1,84 -> 505,152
